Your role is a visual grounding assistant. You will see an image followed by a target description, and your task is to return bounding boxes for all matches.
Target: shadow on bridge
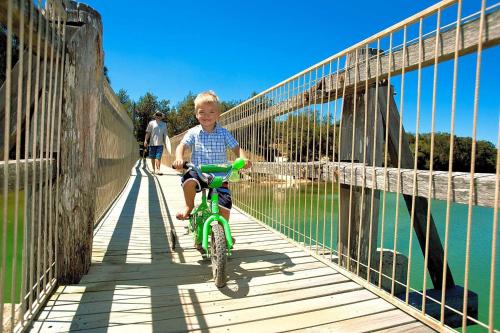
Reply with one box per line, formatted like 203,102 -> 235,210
34,160 -> 296,332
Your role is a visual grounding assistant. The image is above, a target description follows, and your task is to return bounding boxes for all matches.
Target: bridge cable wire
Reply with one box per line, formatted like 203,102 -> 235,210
441,0 -> 462,324
463,0 -> 486,331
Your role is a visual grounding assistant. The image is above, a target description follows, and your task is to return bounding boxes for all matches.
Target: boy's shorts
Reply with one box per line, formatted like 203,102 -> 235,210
148,145 -> 163,159
181,170 -> 232,211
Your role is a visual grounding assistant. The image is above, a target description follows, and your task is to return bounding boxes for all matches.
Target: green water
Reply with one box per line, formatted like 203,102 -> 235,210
0,191 -> 24,303
233,181 -> 500,332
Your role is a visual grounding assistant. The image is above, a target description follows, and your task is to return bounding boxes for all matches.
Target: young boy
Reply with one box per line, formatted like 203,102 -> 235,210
173,91 -> 251,225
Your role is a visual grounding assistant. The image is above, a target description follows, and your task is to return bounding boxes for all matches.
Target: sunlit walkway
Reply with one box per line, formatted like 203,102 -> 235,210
30,160 -> 435,332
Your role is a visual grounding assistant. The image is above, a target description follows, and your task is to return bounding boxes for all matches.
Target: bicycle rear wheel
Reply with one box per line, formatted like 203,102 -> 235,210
210,223 -> 227,288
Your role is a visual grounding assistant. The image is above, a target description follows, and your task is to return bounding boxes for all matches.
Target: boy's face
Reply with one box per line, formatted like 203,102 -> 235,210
196,102 -> 220,129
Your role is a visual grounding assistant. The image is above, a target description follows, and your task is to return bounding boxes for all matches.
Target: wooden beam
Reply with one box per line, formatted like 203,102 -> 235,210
224,8 -> 500,131
322,8 -> 500,98
251,162 -> 497,208
57,4 -> 102,283
337,87 -> 384,276
0,0 -> 64,57
0,158 -> 55,190
0,50 -> 51,155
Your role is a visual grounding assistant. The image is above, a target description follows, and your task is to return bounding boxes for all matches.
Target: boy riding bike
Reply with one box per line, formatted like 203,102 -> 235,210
173,91 -> 251,252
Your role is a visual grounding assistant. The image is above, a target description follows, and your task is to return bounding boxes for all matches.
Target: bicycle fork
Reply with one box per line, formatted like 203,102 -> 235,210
201,192 -> 234,253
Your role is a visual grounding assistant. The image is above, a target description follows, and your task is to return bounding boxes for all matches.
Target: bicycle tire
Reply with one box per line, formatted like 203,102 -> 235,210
210,223 -> 227,288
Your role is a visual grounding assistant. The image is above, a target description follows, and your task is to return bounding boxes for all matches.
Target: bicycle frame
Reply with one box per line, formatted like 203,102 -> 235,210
183,158 -> 245,256
189,189 -> 234,255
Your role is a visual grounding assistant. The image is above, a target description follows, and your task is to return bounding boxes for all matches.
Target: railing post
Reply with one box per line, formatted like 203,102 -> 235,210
56,2 -> 103,283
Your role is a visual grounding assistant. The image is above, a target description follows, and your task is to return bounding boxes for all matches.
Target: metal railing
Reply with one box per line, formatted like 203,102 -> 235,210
0,1 -> 137,332
168,1 -> 499,332
0,1 -> 67,331
96,81 -> 137,221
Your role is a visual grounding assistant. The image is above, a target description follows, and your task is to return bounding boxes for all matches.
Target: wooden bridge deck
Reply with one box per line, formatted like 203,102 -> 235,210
30,160 -> 435,332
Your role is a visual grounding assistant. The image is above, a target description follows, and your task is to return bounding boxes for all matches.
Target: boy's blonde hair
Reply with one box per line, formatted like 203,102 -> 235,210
194,90 -> 220,111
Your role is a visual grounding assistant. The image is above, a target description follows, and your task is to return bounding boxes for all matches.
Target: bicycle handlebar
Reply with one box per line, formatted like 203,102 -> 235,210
173,158 -> 246,185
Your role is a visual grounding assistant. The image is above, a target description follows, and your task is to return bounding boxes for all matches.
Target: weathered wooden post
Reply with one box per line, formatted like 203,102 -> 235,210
338,49 -> 384,280
56,2 -> 103,283
376,84 -> 455,291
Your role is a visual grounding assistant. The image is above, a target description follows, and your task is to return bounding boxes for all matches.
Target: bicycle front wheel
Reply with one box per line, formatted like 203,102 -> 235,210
211,223 -> 227,288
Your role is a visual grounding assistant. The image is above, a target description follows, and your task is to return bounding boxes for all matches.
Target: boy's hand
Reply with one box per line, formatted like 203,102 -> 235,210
243,159 -> 252,169
172,159 -> 185,170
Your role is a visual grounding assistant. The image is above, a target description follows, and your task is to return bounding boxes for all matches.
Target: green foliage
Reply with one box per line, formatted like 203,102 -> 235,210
408,132 -> 497,173
121,90 -> 241,142
276,113 -> 338,162
166,92 -> 197,135
133,92 -> 171,141
117,89 -> 133,116
117,87 -> 496,174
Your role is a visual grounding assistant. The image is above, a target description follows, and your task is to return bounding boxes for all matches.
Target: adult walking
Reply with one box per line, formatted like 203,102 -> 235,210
144,110 -> 169,175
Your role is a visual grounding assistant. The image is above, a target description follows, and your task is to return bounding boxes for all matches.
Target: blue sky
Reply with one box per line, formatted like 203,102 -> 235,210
82,0 -> 499,143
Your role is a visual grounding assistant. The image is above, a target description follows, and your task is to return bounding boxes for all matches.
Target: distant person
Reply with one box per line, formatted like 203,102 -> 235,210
144,110 -> 169,175
173,90 -> 251,228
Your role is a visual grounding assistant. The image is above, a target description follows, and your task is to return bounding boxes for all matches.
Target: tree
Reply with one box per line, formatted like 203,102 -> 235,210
117,89 -> 133,116
166,92 -> 197,136
133,92 -> 171,142
407,132 -> 497,173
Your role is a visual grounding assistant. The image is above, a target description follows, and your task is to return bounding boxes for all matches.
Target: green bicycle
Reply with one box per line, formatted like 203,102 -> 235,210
171,158 -> 246,288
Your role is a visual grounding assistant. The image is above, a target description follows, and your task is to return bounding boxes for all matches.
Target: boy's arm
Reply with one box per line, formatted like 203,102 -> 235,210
231,146 -> 252,169
173,143 -> 188,169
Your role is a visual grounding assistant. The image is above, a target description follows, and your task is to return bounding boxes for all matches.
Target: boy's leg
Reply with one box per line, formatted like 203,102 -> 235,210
214,187 -> 235,244
220,208 -> 230,221
176,179 -> 197,219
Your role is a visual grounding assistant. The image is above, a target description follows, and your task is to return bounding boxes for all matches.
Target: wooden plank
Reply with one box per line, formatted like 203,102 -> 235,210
251,162 -> 497,208
292,309 -> 433,333
223,8 -> 500,131
372,320 -> 436,333
0,158 -> 55,190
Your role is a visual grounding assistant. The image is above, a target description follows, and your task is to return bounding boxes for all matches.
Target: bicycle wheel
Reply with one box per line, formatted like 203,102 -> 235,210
210,223 -> 227,288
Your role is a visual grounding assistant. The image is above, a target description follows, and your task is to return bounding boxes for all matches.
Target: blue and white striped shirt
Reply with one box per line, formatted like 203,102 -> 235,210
181,124 -> 239,166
